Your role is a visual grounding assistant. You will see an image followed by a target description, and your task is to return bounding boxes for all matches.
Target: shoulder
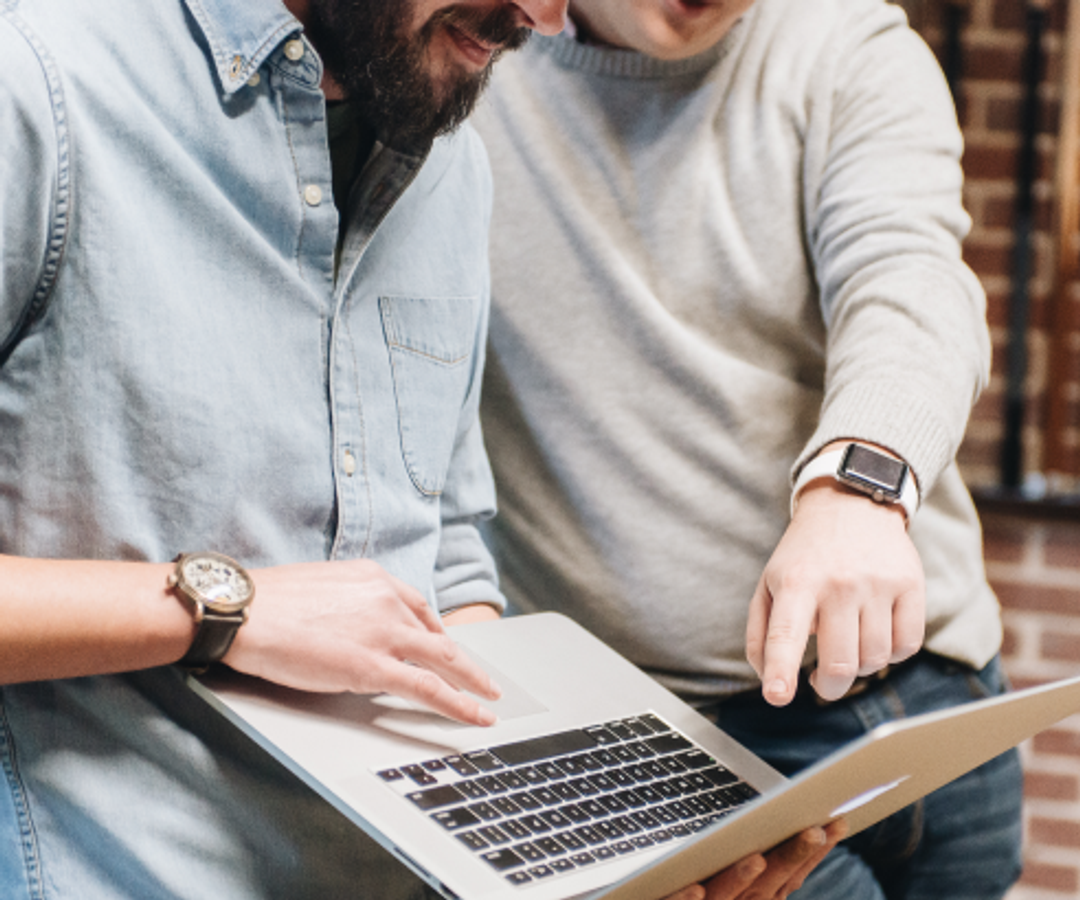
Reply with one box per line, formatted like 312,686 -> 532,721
421,122 -> 493,208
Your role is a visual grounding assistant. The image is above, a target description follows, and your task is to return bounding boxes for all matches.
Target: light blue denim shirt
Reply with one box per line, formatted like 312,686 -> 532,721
0,0 -> 502,895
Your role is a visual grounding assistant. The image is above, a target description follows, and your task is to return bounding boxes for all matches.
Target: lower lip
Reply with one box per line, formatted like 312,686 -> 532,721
446,24 -> 497,68
665,0 -> 717,15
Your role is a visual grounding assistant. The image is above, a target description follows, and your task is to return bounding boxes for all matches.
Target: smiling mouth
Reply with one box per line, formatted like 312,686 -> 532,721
445,23 -> 502,68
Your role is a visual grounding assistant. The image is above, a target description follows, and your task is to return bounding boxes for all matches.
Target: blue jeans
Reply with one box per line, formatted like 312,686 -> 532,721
703,653 -> 1023,900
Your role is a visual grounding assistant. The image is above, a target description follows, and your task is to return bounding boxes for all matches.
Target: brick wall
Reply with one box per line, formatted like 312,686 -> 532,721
897,2 -> 1080,896
982,506 -> 1080,898
899,0 -> 1073,489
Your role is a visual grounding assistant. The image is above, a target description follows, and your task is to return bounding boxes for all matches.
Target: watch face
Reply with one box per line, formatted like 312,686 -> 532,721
180,553 -> 255,613
839,444 -> 907,499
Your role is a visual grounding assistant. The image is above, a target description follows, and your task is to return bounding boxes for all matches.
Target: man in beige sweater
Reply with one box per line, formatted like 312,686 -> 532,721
474,0 -> 1022,896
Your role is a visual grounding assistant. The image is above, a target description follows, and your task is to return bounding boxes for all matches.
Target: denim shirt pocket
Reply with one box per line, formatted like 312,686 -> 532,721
379,295 -> 480,496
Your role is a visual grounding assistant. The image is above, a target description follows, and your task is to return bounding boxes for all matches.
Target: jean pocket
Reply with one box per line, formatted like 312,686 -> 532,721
379,295 -> 479,496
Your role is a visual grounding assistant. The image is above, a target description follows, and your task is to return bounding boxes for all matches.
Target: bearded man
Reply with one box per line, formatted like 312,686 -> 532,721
0,1 -> 561,896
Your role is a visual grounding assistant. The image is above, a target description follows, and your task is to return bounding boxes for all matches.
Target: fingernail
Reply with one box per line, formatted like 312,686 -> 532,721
488,678 -> 503,700
738,856 -> 766,879
765,679 -> 787,698
477,707 -> 498,727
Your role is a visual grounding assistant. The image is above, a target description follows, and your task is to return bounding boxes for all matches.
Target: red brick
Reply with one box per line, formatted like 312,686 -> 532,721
1019,859 -> 1080,892
963,240 -> 1014,277
1025,769 -> 1080,801
1031,816 -> 1080,848
992,581 -> 1080,615
965,43 -> 1025,82
1034,728 -> 1080,758
963,145 -> 1019,181
1042,631 -> 1080,661
1044,524 -> 1080,569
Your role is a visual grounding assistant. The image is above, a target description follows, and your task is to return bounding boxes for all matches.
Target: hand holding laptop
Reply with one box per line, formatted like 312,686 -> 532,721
664,819 -> 847,900
221,558 -> 503,726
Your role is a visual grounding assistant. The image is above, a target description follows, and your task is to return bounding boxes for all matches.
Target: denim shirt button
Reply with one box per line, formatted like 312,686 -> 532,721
284,39 -> 305,62
246,72 -> 261,88
303,184 -> 322,207
342,450 -> 357,477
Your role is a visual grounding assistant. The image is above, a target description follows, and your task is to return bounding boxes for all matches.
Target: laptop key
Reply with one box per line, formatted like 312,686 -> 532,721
479,825 -> 511,845
431,808 -> 481,830
555,831 -> 587,851
509,791 -> 543,810
530,786 -> 561,806
481,848 -> 524,871
492,797 -> 523,816
536,762 -> 565,780
506,871 -> 532,885
703,766 -> 739,787
518,814 -> 552,834
569,777 -> 600,796
528,864 -> 555,878
458,831 -> 490,852
574,825 -> 606,845
561,803 -> 591,823
677,750 -> 717,770
467,801 -> 502,821
401,765 -> 438,786
443,755 -> 479,777
477,775 -> 509,794
639,714 -> 672,733
491,730 -> 598,766
604,721 -> 637,741
515,842 -> 546,862
408,785 -> 466,810
550,858 -> 576,873
535,837 -> 565,856
584,726 -> 620,745
464,751 -> 505,772
457,781 -> 488,800
645,733 -> 694,755
502,819 -> 532,840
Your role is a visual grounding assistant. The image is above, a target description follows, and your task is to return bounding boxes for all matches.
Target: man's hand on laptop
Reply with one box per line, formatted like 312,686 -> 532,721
745,479 -> 925,706
663,820 -> 848,900
221,559 -> 503,726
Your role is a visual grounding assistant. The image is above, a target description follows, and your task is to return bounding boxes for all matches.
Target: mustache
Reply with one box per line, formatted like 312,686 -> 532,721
425,4 -> 531,52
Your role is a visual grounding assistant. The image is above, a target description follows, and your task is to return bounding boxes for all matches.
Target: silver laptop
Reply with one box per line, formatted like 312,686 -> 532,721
189,612 -> 1080,900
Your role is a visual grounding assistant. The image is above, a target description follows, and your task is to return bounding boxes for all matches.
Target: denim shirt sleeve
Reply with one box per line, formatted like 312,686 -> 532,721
0,8 -> 68,365
429,133 -> 503,615
431,264 -> 504,614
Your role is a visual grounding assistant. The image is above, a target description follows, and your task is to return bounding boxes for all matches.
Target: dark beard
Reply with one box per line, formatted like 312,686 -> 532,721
305,1 -> 530,150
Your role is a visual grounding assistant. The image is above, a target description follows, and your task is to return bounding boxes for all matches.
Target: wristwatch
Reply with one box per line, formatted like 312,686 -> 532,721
791,443 -> 919,523
167,551 -> 255,670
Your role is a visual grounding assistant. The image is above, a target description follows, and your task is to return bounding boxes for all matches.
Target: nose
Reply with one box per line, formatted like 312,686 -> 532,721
512,0 -> 567,36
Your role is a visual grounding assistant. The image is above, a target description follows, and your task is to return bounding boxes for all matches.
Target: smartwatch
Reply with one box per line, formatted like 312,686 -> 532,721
167,551 -> 255,670
792,443 -> 919,523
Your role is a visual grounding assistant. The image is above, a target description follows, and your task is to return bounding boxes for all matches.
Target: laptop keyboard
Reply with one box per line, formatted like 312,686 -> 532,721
376,713 -> 759,888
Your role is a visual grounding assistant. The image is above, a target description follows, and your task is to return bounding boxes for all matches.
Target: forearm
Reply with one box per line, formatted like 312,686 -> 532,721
0,554 -> 193,684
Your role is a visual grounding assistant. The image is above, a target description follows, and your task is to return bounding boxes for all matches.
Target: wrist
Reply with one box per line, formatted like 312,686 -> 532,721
792,441 -> 919,524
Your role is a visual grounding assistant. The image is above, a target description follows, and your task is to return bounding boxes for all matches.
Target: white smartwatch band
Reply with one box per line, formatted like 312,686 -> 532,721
791,444 -> 919,523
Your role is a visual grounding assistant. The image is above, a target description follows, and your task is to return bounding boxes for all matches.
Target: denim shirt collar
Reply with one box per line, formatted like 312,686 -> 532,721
184,0 -> 304,94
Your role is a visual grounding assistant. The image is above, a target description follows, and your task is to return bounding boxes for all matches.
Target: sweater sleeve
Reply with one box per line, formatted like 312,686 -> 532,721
795,2 -> 990,498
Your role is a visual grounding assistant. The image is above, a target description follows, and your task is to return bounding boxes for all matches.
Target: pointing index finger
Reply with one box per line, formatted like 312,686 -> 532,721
760,584 -> 817,706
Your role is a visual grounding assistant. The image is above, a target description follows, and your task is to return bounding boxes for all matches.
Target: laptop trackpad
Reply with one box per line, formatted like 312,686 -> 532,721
372,650 -> 548,727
